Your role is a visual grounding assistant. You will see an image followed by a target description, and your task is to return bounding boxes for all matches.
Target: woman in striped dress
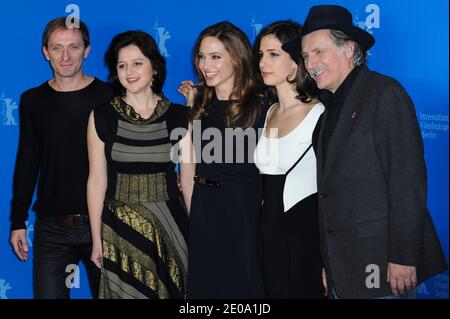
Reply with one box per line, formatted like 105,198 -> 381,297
87,31 -> 195,299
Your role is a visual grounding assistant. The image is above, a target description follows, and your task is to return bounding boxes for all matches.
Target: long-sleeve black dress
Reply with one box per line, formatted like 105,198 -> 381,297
188,95 -> 266,298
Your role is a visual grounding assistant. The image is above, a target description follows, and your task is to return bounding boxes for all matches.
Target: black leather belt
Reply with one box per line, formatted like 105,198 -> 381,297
39,214 -> 89,226
194,176 -> 222,187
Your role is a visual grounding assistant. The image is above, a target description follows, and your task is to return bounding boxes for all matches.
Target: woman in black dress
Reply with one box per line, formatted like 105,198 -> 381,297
253,21 -> 326,298
179,21 -> 266,298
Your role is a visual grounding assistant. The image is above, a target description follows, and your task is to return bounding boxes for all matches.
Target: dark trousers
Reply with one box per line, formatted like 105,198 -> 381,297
33,218 -> 100,299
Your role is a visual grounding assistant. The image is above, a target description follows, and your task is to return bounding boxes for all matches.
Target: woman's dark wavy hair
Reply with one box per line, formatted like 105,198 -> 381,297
190,21 -> 260,128
104,30 -> 166,95
253,20 -> 319,103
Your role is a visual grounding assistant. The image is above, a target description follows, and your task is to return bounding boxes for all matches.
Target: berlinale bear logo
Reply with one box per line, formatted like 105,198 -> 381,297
0,93 -> 18,126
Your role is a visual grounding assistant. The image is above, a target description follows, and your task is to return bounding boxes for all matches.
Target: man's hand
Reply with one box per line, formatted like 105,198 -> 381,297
10,229 -> 28,261
322,268 -> 328,296
387,262 -> 417,295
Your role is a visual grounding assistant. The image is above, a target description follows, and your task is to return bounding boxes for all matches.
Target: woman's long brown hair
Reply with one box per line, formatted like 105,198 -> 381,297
190,21 -> 260,128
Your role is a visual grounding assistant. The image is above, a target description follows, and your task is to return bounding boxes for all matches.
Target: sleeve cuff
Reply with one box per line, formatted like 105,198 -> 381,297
10,220 -> 26,231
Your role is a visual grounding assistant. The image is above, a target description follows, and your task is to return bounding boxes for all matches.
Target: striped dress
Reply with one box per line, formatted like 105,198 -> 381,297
93,96 -> 188,299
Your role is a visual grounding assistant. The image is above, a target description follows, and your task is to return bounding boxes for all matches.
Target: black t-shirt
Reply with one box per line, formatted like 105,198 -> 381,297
10,78 -> 114,230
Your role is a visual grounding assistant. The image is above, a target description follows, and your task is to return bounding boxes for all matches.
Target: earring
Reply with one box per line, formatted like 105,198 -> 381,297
150,71 -> 157,87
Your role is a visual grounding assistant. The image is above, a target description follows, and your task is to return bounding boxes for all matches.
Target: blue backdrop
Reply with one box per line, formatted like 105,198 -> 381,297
0,0 -> 448,299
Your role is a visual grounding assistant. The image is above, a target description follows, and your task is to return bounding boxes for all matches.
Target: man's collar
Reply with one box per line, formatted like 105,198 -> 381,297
334,64 -> 363,100
319,90 -> 334,109
319,64 -> 364,108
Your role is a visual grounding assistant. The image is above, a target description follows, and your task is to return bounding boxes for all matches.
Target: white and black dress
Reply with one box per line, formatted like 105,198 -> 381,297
254,102 -> 325,298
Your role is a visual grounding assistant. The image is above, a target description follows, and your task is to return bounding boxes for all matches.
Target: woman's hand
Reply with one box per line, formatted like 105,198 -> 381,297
322,268 -> 328,296
90,241 -> 103,269
177,80 -> 197,107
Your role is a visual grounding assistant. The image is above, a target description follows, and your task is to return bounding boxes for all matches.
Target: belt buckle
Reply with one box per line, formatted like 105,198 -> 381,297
72,214 -> 88,226
209,180 -> 221,187
72,215 -> 83,226
194,176 -> 222,187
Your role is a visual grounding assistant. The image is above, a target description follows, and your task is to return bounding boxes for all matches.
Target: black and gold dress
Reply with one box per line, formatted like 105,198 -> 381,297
93,96 -> 189,299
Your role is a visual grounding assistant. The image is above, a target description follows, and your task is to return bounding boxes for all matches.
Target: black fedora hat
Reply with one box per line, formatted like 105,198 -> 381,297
282,5 -> 375,57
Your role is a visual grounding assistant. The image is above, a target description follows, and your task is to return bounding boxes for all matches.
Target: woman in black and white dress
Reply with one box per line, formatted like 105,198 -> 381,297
253,20 -> 326,298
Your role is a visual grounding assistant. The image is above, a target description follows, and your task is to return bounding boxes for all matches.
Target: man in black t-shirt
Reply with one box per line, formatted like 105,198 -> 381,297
9,17 -> 113,299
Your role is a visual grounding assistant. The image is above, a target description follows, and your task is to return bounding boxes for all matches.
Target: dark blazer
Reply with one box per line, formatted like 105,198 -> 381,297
316,65 -> 447,298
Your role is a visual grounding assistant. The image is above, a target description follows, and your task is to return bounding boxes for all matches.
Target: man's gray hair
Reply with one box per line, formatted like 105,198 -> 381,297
329,29 -> 368,66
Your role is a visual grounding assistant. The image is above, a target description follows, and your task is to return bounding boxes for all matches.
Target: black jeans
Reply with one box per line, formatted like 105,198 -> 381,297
33,217 -> 100,299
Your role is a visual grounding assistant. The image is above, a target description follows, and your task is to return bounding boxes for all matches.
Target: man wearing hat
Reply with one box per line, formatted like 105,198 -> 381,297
283,5 -> 447,298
